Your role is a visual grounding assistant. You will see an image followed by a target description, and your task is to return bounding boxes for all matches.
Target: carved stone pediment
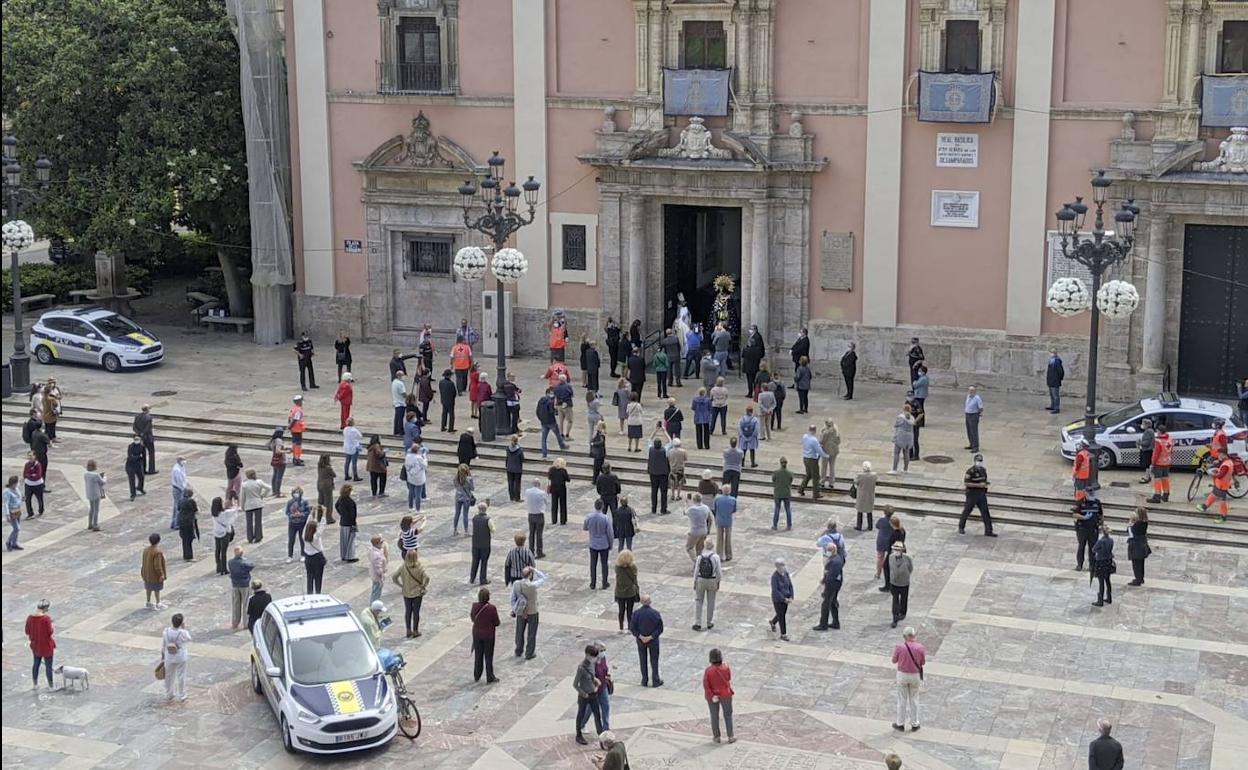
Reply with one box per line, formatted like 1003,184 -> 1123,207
356,111 -> 481,174
1193,127 -> 1248,174
658,117 -> 732,160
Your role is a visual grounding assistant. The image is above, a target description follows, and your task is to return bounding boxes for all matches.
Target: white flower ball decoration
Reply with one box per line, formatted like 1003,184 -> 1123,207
453,246 -> 488,280
2,220 -> 35,251
1096,279 -> 1140,320
491,247 -> 529,284
1046,277 -> 1091,318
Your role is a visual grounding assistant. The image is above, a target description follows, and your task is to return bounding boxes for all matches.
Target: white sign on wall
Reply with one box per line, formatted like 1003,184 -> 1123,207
931,190 -> 980,228
936,133 -> 979,167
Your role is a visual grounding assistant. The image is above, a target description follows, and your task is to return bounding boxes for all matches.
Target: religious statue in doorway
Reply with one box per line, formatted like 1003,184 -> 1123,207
709,274 -> 739,341
673,292 -> 692,329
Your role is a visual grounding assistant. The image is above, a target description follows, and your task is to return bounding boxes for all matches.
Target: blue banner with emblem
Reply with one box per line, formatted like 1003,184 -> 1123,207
663,68 -> 731,117
918,71 -> 995,124
1200,74 -> 1248,127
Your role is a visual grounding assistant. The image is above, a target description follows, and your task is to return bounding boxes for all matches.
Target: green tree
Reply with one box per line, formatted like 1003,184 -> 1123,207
2,0 -> 251,313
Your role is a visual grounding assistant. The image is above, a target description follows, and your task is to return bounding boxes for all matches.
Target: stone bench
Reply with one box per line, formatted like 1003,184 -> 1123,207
186,292 -> 221,321
19,293 -> 56,311
66,288 -> 143,304
199,315 -> 254,334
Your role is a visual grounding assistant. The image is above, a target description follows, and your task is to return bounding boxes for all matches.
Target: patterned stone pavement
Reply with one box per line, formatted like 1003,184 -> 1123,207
2,326 -> 1247,769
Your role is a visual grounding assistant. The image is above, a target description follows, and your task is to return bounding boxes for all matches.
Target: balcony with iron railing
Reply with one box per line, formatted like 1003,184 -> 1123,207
376,61 -> 451,95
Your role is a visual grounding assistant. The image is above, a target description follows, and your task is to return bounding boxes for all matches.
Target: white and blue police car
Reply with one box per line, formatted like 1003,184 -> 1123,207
30,307 -> 163,372
250,595 -> 397,754
1059,393 -> 1246,470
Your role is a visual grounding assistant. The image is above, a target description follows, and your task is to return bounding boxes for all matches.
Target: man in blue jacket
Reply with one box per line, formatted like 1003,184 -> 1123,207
813,543 -> 844,631
536,388 -> 566,459
630,595 -> 664,687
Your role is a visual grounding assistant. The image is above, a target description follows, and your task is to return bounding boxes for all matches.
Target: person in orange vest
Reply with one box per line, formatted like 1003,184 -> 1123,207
333,373 -> 354,430
544,359 -> 571,390
1145,425 -> 1174,504
1209,419 -> 1230,463
1072,439 -> 1093,502
288,396 -> 307,466
1198,456 -> 1235,521
549,318 -> 568,362
451,336 -> 473,396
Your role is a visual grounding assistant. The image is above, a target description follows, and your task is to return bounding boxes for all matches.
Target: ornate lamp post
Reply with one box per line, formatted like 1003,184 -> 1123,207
1046,170 -> 1139,475
454,151 -> 540,436
2,135 -> 53,392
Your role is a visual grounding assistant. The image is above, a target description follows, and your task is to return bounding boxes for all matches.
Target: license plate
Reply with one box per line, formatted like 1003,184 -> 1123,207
335,731 -> 370,744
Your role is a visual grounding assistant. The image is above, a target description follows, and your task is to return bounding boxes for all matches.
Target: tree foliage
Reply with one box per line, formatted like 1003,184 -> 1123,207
2,0 -> 249,300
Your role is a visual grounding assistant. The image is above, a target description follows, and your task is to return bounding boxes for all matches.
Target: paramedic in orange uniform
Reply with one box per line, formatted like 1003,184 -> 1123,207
288,395 -> 306,466
451,337 -> 473,395
1145,426 -> 1174,504
1072,438 -> 1093,502
1198,456 -> 1235,522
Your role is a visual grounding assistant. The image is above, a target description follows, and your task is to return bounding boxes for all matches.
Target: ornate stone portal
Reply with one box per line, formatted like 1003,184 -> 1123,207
658,116 -> 731,160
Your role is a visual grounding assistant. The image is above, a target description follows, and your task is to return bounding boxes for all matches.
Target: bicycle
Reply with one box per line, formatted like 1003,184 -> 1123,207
1186,449 -> 1248,502
380,650 -> 422,740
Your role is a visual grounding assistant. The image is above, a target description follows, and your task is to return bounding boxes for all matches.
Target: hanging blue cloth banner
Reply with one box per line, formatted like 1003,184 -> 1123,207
663,68 -> 731,117
1200,74 -> 1248,127
918,71 -> 995,124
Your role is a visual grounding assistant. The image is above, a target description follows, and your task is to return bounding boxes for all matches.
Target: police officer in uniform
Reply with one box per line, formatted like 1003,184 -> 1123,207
1072,495 -> 1102,571
294,332 -> 317,390
958,454 -> 996,537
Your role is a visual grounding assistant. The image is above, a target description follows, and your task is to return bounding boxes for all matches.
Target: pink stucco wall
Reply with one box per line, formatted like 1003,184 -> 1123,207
806,115 -> 867,324
1054,0 -> 1166,106
773,0 -> 867,102
459,2 -> 514,96
546,107 -> 606,311
548,0 -> 634,97
897,119 -> 1016,330
323,0 -> 375,93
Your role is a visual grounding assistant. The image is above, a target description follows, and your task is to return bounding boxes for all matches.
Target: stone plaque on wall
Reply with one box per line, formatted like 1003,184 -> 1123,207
821,231 -> 854,290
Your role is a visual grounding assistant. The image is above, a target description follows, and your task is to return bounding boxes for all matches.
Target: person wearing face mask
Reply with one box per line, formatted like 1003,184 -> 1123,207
169,457 -> 188,529
740,325 -> 765,398
958,454 -> 996,537
768,558 -> 794,640
294,331 -> 317,391
284,487 -> 311,563
125,434 -> 146,501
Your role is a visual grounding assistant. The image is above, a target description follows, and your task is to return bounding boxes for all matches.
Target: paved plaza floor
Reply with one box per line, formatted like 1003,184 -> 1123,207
2,323 -> 1247,769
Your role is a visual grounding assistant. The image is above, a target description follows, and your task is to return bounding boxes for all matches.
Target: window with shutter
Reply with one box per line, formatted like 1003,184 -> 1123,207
683,21 -> 727,69
403,236 -> 452,277
398,17 -> 442,92
1221,21 -> 1248,73
943,20 -> 982,74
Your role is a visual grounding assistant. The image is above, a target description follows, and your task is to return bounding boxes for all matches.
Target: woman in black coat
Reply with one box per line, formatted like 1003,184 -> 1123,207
457,428 -> 478,467
740,325 -> 765,397
334,331 -> 352,382
1126,508 -> 1150,586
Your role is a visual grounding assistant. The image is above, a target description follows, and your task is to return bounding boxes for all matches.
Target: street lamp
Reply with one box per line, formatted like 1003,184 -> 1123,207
2,134 -> 53,392
453,151 -> 540,436
1046,170 -> 1139,477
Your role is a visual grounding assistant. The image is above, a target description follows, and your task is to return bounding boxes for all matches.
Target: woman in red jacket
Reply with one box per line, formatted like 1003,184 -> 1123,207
333,373 -> 354,429
25,599 -> 56,690
702,647 -> 735,743
470,587 -> 500,684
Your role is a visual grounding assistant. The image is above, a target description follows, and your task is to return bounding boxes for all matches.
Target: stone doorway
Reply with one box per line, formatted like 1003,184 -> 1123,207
662,204 -> 742,334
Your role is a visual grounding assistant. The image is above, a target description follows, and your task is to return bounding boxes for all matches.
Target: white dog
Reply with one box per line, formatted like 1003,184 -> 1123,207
55,665 -> 90,690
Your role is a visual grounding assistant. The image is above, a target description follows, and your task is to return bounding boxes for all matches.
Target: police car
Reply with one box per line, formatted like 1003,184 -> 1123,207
1059,394 -> 1247,470
250,595 -> 397,754
30,307 -> 163,372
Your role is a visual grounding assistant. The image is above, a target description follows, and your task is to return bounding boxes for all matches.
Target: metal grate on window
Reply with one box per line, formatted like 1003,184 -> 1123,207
404,237 -> 452,276
561,224 -> 587,271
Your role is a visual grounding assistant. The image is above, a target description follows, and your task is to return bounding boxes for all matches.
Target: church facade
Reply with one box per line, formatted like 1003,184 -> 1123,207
285,0 -> 1248,399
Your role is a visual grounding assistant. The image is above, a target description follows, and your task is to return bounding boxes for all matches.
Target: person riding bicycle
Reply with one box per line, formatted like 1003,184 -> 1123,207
1197,455 -> 1235,522
1145,425 -> 1174,504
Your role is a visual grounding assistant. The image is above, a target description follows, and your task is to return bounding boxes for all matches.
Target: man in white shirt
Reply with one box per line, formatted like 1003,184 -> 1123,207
169,457 -> 188,529
524,480 -> 549,558
391,372 -> 408,437
685,494 -> 712,562
692,543 -> 722,631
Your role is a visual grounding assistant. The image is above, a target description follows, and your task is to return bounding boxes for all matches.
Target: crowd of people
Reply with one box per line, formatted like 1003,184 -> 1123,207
14,321 -> 1174,769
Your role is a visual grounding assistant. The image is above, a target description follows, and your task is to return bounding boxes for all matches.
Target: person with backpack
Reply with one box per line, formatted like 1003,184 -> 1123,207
692,543 -> 722,631
888,543 -> 913,628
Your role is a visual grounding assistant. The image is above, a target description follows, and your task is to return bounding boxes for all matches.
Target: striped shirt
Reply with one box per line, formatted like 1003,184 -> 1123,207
399,526 -> 419,552
504,546 -> 536,583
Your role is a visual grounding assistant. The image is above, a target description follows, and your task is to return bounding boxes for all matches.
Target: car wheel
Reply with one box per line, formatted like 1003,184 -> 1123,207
250,660 -> 262,694
35,346 -> 55,365
1096,450 -> 1116,471
280,714 -> 296,754
102,353 -> 122,373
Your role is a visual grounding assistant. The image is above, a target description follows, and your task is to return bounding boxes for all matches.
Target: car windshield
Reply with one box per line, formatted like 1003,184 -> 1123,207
287,631 -> 377,685
90,313 -> 143,337
1099,402 -> 1145,427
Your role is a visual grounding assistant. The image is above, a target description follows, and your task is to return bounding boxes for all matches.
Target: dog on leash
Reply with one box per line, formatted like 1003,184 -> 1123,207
55,665 -> 90,690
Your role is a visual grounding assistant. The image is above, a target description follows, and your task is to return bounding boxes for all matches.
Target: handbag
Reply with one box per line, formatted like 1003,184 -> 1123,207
400,465 -> 408,482
849,483 -> 858,499
903,642 -> 924,681
154,660 -> 166,680
1108,559 -> 1117,574
606,676 -> 615,695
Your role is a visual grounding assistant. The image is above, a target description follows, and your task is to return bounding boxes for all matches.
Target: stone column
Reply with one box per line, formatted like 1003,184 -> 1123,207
627,196 -> 647,326
1141,212 -> 1169,372
750,198 -> 770,343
